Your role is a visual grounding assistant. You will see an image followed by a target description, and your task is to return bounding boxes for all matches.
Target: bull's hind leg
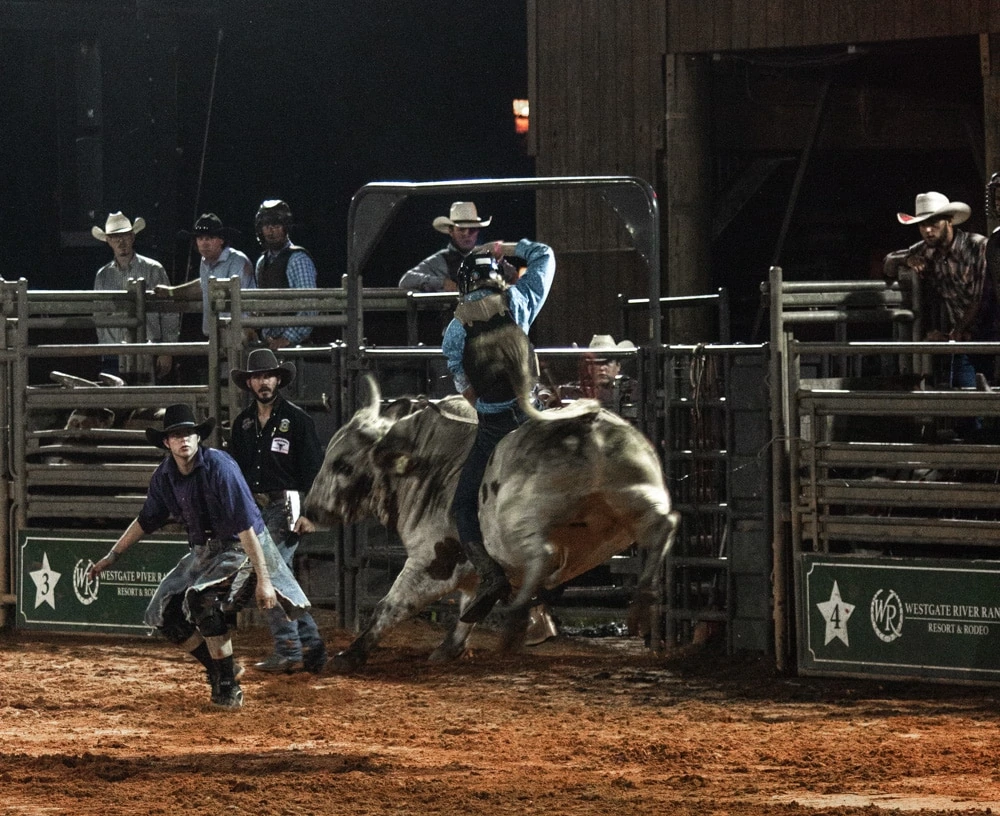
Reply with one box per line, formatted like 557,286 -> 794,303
332,556 -> 473,673
633,494 -> 681,596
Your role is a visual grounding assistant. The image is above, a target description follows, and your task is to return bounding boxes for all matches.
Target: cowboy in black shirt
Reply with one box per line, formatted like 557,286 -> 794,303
229,348 -> 326,673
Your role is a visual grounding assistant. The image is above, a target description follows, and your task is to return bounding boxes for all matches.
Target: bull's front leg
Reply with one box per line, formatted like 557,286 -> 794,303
332,547 -> 476,673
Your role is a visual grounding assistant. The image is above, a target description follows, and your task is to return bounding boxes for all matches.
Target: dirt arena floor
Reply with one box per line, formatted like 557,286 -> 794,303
2,614 -> 1000,816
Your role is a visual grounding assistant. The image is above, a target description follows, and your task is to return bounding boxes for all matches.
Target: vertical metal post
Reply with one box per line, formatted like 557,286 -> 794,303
768,266 -> 789,671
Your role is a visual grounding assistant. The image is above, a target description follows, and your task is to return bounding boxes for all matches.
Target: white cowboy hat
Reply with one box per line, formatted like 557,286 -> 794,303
896,192 -> 971,226
432,201 -> 492,234
92,211 -> 146,242
588,334 -> 636,351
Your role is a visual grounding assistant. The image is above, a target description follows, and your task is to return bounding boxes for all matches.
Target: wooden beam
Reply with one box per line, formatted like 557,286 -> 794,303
664,53 -> 713,342
982,32 -> 1000,233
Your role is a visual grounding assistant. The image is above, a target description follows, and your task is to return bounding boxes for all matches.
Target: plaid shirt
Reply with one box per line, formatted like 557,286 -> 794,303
255,240 -> 318,345
885,229 -> 993,338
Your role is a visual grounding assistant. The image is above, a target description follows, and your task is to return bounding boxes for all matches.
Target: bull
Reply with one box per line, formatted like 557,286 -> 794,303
303,374 -> 679,672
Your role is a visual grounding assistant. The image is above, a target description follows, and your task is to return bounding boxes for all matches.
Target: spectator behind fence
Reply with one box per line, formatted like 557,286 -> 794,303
883,192 -> 998,391
253,199 -> 317,350
579,334 -> 636,410
398,201 -> 492,292
157,213 -> 255,337
92,211 -> 179,382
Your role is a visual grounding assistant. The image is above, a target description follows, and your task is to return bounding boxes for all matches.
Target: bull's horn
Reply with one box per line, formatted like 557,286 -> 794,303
360,373 -> 382,416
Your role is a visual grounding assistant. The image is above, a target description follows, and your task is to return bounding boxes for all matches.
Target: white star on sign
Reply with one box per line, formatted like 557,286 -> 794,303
29,552 -> 61,610
816,580 -> 854,647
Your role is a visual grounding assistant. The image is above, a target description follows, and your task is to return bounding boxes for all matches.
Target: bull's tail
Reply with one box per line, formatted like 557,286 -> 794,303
473,324 -> 602,421
472,324 -> 544,419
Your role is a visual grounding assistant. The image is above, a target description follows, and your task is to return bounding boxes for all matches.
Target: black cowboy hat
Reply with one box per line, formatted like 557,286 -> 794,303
145,404 -> 216,447
229,348 -> 296,392
177,212 -> 242,242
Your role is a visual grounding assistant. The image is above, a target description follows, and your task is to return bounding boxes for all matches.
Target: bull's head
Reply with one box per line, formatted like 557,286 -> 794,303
303,375 -> 414,527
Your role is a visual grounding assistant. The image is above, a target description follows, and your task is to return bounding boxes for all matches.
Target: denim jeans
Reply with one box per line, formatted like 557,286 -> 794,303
452,406 -> 527,546
260,502 -> 322,660
950,353 -> 992,438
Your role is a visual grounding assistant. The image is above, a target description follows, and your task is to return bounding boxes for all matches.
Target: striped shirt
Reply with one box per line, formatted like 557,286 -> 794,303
884,229 -> 994,338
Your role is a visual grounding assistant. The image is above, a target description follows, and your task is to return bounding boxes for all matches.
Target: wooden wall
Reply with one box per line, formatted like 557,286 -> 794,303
528,0 -> 666,347
666,0 -> 1000,53
528,0 -> 1000,346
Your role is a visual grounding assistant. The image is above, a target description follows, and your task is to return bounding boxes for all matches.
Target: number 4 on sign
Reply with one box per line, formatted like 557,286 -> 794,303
816,580 -> 855,647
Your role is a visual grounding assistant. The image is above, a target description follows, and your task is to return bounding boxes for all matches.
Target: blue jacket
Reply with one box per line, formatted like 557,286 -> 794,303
442,239 -> 555,413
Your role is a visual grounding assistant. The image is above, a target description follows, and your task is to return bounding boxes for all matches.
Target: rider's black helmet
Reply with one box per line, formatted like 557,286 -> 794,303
254,199 -> 293,245
457,253 -> 505,296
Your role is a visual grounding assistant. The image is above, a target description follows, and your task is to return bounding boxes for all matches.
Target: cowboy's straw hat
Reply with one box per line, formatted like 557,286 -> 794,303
588,334 -> 636,350
896,192 -> 971,226
433,201 -> 492,234
92,211 -> 146,242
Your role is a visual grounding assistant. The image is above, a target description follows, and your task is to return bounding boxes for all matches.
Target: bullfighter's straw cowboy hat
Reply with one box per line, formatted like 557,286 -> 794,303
92,211 -> 146,242
432,201 -> 493,234
145,404 -> 216,448
896,192 -> 971,226
229,348 -> 296,392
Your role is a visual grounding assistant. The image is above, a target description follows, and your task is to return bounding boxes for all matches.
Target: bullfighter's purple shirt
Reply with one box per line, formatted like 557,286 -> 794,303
137,446 -> 265,545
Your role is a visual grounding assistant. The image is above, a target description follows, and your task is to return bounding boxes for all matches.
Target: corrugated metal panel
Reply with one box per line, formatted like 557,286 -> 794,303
667,0 -> 1000,53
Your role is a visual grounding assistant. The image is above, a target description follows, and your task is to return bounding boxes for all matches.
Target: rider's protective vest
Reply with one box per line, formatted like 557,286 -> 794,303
455,291 -> 523,404
257,244 -> 311,289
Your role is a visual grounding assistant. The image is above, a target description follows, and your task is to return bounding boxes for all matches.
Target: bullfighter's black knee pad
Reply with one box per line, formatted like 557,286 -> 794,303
188,589 -> 229,638
159,594 -> 196,645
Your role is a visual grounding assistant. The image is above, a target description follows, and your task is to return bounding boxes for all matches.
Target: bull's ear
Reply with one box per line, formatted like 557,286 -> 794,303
371,440 -> 413,475
383,399 -> 414,421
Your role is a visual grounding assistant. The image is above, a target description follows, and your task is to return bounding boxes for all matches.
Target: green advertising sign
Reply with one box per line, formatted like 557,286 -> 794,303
17,531 -> 188,635
800,554 -> 1000,684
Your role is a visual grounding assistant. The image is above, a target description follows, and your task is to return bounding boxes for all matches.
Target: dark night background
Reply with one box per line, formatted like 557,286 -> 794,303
1,5 -> 991,345
1,1 -> 534,294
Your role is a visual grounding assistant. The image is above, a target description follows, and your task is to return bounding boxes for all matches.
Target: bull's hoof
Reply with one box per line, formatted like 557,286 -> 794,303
331,649 -> 366,674
498,608 -> 530,653
428,643 -> 467,663
524,604 -> 558,646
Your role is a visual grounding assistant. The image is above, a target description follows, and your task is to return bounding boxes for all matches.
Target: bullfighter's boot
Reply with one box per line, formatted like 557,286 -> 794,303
210,655 -> 244,710
460,540 -> 510,624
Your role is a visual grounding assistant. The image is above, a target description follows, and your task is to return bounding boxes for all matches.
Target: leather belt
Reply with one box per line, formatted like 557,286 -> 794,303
253,490 -> 287,508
